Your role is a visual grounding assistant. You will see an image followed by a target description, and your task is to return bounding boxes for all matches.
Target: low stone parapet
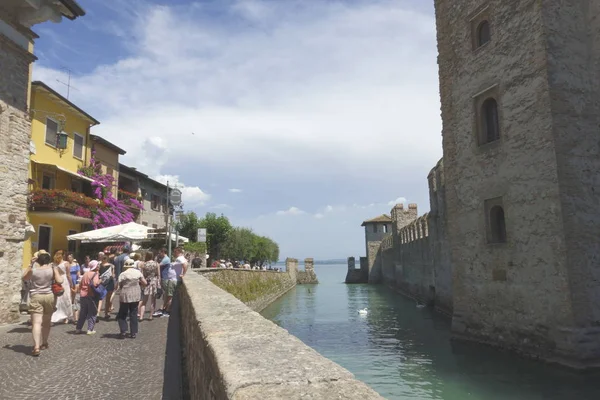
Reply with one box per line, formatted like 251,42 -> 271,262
197,268 -> 295,312
179,272 -> 384,399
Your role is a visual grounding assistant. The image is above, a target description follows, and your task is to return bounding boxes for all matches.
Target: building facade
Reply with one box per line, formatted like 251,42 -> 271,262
25,81 -> 100,264
118,163 -> 169,229
0,1 -> 85,323
89,134 -> 126,198
434,0 -> 600,369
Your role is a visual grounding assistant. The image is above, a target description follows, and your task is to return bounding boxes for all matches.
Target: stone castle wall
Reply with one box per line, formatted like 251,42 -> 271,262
432,0 -> 600,367
0,33 -> 35,323
296,258 -> 319,284
368,164 -> 453,314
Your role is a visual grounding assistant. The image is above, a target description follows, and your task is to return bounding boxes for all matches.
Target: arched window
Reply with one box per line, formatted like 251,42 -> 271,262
382,224 -> 388,233
489,205 -> 507,243
373,225 -> 378,233
481,97 -> 500,143
477,20 -> 491,47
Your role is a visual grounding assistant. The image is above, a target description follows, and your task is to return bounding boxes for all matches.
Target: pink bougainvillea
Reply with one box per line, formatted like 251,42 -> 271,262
78,149 -> 143,228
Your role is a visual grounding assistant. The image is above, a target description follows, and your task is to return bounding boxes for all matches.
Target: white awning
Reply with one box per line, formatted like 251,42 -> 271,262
68,222 -> 152,242
68,222 -> 190,244
32,160 -> 95,183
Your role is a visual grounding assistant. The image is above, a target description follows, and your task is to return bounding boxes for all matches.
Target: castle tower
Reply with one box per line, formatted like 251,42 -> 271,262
390,203 -> 418,235
361,214 -> 392,283
434,1 -> 600,368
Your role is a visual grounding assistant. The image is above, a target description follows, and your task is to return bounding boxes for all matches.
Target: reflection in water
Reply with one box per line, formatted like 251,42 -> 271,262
261,264 -> 600,400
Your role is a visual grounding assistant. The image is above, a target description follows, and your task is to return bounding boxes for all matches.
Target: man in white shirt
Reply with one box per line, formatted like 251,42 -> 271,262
171,247 -> 188,279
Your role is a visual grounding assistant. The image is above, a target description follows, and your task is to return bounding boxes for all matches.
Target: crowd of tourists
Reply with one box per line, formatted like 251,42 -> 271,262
21,245 -> 188,356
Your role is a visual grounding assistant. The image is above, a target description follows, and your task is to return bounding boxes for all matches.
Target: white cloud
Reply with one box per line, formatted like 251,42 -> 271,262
314,213 -> 325,219
276,206 -> 306,216
210,203 -> 232,210
228,188 -> 243,193
388,197 -> 407,206
32,0 -> 442,182
154,174 -> 211,208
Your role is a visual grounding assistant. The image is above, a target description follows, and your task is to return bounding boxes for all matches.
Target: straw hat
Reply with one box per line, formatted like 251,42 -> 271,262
33,249 -> 48,258
124,259 -> 136,269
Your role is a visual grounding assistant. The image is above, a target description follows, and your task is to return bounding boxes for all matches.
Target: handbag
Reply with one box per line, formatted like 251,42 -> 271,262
91,272 -> 108,300
51,267 -> 64,297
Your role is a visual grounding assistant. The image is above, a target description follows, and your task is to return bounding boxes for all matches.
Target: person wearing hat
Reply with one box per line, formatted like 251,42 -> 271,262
116,258 -> 147,338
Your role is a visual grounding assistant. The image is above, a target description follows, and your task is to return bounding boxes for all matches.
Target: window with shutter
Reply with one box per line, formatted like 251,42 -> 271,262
45,118 -> 58,146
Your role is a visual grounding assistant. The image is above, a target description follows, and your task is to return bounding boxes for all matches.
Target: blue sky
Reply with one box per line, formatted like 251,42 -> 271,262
33,0 -> 442,260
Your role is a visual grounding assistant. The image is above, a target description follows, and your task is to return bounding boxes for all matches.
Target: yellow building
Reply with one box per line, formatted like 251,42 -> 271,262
23,81 -> 125,266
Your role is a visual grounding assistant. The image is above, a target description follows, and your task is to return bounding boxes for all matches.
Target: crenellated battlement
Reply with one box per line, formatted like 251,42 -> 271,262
398,213 -> 430,244
381,234 -> 394,250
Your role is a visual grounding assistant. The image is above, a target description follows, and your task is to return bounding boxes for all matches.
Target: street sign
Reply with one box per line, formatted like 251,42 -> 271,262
170,188 -> 182,206
197,228 -> 207,243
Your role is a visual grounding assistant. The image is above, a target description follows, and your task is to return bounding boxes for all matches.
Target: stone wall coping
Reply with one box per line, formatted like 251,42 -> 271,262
181,272 -> 384,399
192,267 -> 282,273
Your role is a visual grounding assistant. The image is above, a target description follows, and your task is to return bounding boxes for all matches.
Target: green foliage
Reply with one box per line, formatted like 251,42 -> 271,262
199,212 -> 233,259
174,211 -> 278,264
183,241 -> 207,254
220,227 -> 279,265
209,273 -> 284,303
176,211 -> 202,241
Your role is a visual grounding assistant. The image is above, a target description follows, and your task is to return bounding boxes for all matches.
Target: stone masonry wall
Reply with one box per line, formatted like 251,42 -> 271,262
296,258 -> 318,284
433,0 -> 597,367
345,256 -> 367,283
542,1 -> 600,364
427,159 -> 452,315
0,33 -> 35,323
179,272 -> 385,399
197,268 -> 295,312
392,215 -> 434,304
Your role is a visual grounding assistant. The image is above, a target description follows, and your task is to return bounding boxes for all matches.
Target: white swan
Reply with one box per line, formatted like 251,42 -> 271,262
358,308 -> 368,315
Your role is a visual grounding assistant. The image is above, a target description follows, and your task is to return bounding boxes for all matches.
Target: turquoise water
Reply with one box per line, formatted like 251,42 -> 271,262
260,264 -> 600,400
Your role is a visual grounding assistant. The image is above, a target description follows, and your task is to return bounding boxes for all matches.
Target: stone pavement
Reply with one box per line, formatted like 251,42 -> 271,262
0,298 -> 183,400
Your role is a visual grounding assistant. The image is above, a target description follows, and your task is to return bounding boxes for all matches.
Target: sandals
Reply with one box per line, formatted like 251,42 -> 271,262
32,348 -> 40,357
40,343 -> 49,350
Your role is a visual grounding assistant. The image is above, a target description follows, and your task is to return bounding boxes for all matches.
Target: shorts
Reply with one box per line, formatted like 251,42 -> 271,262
163,280 -> 177,297
29,293 -> 56,315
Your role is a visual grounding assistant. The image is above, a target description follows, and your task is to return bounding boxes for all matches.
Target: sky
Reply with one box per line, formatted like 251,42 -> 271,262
33,0 -> 443,260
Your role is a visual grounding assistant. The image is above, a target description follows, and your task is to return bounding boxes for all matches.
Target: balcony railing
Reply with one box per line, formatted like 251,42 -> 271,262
29,189 -> 102,219
118,189 -> 143,213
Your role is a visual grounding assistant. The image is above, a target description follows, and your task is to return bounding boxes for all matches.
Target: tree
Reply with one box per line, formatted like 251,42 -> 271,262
176,211 -> 201,241
199,212 -> 232,260
222,227 -> 256,261
251,235 -> 279,266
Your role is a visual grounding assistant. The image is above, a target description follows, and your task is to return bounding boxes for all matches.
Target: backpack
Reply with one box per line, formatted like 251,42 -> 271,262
91,272 -> 107,300
99,265 -> 113,286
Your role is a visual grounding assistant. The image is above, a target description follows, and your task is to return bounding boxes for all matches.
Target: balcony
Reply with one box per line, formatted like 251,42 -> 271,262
118,189 -> 143,214
28,189 -> 101,223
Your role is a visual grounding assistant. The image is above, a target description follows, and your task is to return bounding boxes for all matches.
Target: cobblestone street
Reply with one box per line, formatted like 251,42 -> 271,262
0,298 -> 181,400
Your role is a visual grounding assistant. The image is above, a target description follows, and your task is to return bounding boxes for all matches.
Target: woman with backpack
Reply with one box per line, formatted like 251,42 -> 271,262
76,260 -> 102,335
97,255 -> 115,320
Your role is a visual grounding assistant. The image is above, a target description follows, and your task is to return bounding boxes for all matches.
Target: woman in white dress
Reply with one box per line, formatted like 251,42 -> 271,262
51,250 -> 74,324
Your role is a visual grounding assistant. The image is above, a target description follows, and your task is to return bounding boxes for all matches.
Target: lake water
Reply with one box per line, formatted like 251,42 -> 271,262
260,264 -> 600,400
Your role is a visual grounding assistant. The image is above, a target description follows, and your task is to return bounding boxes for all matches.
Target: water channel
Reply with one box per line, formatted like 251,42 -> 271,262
260,264 -> 600,400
